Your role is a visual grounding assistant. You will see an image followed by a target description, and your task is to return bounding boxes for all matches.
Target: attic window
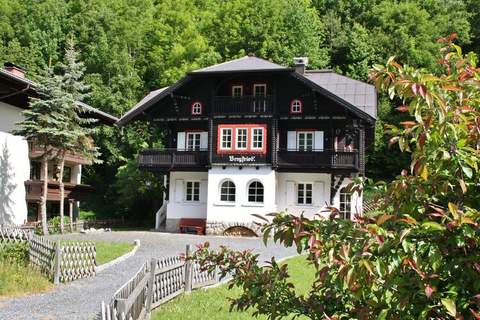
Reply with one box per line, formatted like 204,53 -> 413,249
290,99 -> 302,114
191,102 -> 203,115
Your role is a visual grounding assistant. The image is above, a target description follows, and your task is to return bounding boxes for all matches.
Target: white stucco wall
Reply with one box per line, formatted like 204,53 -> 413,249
0,132 -> 30,225
0,102 -> 23,133
276,172 -> 331,218
206,166 -> 277,223
72,164 -> 82,184
167,171 -> 208,220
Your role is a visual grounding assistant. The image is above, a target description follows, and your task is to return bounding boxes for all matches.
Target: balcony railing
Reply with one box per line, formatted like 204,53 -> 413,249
139,149 -> 209,170
213,95 -> 273,114
277,149 -> 359,170
25,180 -> 94,202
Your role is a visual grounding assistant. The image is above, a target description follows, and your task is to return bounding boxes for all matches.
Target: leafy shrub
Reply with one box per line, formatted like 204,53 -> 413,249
0,242 -> 29,265
79,210 -> 96,220
193,37 -> 480,319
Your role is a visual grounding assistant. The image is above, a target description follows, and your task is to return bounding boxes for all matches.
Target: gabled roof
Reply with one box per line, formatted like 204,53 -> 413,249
192,56 -> 289,74
303,71 -> 377,119
118,87 -> 170,125
117,56 -> 377,125
0,68 -> 118,124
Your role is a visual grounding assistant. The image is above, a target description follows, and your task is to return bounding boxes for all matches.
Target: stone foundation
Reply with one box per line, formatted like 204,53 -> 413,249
206,220 -> 262,237
165,218 -> 181,232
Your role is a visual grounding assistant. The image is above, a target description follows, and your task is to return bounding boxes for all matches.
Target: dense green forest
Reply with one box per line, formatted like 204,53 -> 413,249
1,0 -> 479,220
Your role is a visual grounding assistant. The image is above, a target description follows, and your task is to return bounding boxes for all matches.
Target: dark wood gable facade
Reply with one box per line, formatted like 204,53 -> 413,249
124,58 -> 376,176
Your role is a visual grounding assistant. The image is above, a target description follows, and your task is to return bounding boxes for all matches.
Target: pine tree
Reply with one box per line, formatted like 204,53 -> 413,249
14,69 -> 77,235
57,38 -> 99,233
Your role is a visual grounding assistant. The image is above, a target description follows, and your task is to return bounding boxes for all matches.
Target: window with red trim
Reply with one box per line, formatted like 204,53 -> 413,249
290,99 -> 302,114
217,124 -> 267,154
191,101 -> 203,115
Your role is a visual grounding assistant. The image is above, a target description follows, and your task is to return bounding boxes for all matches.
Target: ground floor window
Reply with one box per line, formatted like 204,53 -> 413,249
248,181 -> 264,203
220,180 -> 236,202
297,183 -> 312,205
185,181 -> 200,201
339,187 -> 351,219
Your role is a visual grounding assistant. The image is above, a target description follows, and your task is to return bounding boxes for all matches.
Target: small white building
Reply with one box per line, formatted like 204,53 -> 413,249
118,56 -> 377,235
0,62 -> 117,225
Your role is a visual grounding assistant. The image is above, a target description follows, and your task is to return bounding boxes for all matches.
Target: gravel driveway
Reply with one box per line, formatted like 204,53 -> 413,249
0,231 -> 297,320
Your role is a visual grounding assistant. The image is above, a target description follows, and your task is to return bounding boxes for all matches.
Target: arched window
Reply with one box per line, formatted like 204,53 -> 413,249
191,101 -> 203,115
220,180 -> 236,202
248,181 -> 264,203
339,187 -> 351,219
290,99 -> 302,114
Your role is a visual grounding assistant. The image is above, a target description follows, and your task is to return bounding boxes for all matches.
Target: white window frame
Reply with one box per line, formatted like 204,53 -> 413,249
297,182 -> 313,205
297,131 -> 314,151
220,180 -> 236,202
191,102 -> 202,115
339,188 -> 352,219
251,127 -> 264,150
186,132 -> 201,151
220,128 -> 233,150
247,181 -> 264,203
236,128 -> 248,150
232,85 -> 243,97
290,99 -> 302,113
185,181 -> 200,202
253,83 -> 267,96
253,84 -> 267,112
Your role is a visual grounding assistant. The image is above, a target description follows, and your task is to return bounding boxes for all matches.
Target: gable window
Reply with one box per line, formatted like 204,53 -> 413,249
220,128 -> 232,150
236,128 -> 248,150
339,187 -> 351,219
297,183 -> 312,205
298,131 -> 314,151
251,128 -> 264,150
253,84 -> 267,112
290,99 -> 302,114
191,102 -> 202,115
232,85 -> 243,97
185,181 -> 200,202
248,181 -> 264,203
220,180 -> 236,202
186,132 -> 201,151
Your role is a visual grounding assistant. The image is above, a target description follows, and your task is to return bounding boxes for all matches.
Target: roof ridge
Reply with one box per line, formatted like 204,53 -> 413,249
194,56 -> 250,72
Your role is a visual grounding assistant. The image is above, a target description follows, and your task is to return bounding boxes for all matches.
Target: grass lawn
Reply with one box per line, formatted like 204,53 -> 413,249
151,255 -> 314,320
0,261 -> 52,298
95,241 -> 135,265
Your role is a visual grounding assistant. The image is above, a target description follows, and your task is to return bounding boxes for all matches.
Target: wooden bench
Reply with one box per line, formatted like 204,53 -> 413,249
179,218 -> 206,235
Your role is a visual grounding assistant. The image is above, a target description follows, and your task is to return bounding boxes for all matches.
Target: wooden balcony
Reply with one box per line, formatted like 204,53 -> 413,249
139,149 -> 209,171
276,149 -> 359,171
28,141 -> 91,165
213,96 -> 273,114
25,180 -> 94,202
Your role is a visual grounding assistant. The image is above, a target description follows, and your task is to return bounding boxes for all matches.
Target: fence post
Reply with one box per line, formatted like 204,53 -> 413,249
53,241 -> 61,285
184,244 -> 193,294
146,258 -> 156,314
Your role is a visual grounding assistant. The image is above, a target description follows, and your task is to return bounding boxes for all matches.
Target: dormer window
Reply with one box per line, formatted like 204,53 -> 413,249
232,85 -> 243,97
290,99 -> 302,114
191,101 -> 203,115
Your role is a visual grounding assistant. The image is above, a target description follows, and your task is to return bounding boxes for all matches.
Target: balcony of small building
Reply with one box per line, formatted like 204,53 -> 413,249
25,180 -> 94,202
276,148 -> 359,172
212,96 -> 274,115
139,148 -> 209,172
28,141 -> 92,165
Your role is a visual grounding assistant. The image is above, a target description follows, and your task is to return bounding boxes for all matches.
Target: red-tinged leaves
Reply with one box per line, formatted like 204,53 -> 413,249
400,121 -> 416,127
396,105 -> 409,112
418,133 -> 426,149
425,284 -> 434,298
376,214 -> 394,226
470,309 -> 480,320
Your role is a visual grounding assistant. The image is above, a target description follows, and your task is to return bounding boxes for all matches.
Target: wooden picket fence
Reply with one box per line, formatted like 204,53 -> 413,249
0,225 -> 33,246
101,245 -> 218,320
0,225 -> 96,284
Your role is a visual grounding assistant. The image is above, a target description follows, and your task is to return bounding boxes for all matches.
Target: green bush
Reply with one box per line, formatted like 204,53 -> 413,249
0,242 -> 29,265
79,210 -> 96,220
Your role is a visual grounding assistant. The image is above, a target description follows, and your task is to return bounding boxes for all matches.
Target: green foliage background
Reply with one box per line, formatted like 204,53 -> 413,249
1,0 -> 478,218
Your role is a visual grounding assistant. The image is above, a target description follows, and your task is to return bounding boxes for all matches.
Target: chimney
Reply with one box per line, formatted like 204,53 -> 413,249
293,57 -> 308,74
4,62 -> 26,78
